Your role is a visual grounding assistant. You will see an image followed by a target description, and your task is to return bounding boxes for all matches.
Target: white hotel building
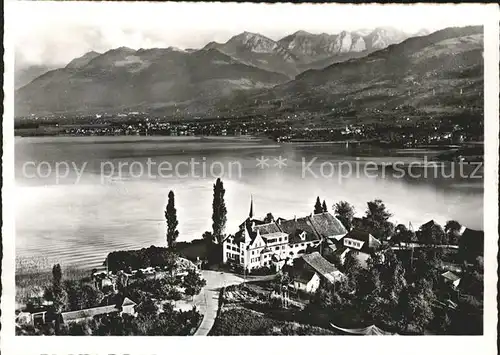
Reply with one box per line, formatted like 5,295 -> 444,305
222,200 -> 348,271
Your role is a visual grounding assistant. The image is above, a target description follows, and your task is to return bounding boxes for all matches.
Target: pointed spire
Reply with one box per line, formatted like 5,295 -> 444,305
249,195 -> 254,218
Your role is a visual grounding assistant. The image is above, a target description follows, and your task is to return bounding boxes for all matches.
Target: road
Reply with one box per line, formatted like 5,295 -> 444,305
193,270 -> 244,336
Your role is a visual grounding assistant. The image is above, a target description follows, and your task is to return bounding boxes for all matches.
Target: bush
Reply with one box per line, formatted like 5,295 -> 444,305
105,246 -> 177,273
249,266 -> 274,276
126,277 -> 182,301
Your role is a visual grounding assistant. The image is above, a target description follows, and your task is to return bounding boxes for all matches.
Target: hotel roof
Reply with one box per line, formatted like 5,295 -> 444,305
279,217 -> 319,242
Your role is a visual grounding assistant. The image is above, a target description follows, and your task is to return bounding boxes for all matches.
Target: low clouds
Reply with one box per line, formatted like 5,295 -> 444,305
11,2 -> 486,68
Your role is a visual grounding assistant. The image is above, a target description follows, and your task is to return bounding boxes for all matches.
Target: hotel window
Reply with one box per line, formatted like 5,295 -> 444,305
279,238 -> 282,242
282,245 -> 285,249
275,247 -> 279,251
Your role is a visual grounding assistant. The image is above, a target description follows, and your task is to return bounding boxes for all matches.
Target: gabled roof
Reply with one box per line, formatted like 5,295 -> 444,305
420,219 -> 439,229
238,218 -> 266,230
121,297 -> 136,307
287,229 -> 306,244
342,228 -> 381,253
441,271 -> 461,282
61,304 -> 118,323
255,222 -> 282,236
309,212 -> 347,238
294,269 -> 317,284
301,252 -> 340,278
61,297 -> 137,323
279,217 -> 320,242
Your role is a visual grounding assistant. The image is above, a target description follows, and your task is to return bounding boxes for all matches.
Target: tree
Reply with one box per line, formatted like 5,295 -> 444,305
212,178 -> 227,244
322,200 -> 328,213
136,297 -> 159,316
263,213 -> 275,223
182,270 -> 207,300
393,224 -> 416,245
65,281 -> 104,311
343,250 -> 362,279
314,197 -> 323,214
444,220 -> 462,245
165,190 -> 179,248
50,264 -> 68,314
379,249 -> 406,303
334,201 -> 355,231
116,270 -> 129,292
362,199 -> 394,240
52,263 -> 62,287
417,221 -> 446,246
397,283 -> 434,334
412,248 -> 440,285
202,231 -> 214,244
272,272 -> 291,295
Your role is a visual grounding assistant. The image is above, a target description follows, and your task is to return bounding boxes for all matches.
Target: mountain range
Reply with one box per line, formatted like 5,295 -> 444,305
219,26 -> 483,121
15,26 -> 482,119
203,27 -> 425,77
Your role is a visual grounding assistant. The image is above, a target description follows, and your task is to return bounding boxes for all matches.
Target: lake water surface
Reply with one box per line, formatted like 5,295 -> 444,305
15,136 -> 483,270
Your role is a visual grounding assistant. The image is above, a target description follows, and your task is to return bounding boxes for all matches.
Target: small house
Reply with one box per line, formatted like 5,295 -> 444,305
291,252 -> 345,293
337,229 -> 382,268
293,269 -> 321,293
60,297 -> 137,324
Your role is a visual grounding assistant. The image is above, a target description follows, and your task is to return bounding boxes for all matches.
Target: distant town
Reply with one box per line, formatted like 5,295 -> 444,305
15,110 -> 484,151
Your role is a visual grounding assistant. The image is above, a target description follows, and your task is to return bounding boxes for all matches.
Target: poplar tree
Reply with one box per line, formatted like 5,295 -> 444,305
212,178 -> 227,244
165,190 -> 179,248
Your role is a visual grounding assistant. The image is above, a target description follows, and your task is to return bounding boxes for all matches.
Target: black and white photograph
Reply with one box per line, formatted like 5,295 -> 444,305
1,1 -> 498,350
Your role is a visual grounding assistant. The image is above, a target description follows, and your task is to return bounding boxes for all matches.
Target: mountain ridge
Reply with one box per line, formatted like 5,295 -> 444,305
15,26 -> 482,120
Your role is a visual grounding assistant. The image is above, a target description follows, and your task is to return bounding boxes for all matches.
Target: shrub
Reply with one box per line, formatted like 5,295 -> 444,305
249,266 -> 274,276
105,246 -> 177,273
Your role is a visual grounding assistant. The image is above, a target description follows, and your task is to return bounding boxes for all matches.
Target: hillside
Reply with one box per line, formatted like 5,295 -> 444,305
14,64 -> 55,89
15,47 -> 289,116
205,28 -> 415,77
15,26 -> 482,120
220,26 -> 483,122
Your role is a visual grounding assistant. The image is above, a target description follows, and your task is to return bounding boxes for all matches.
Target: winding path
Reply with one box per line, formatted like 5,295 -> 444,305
193,270 -> 244,336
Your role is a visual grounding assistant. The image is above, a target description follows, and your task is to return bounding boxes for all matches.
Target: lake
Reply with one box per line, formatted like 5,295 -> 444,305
15,136 -> 483,271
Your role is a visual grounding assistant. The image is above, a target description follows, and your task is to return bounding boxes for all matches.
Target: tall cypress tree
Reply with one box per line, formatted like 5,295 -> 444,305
165,190 -> 179,248
322,200 -> 328,212
314,196 -> 323,214
212,178 -> 227,244
51,264 -> 67,314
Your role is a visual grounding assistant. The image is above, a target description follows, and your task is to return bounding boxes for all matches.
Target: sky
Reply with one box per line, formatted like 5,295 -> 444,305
9,2 -> 489,68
